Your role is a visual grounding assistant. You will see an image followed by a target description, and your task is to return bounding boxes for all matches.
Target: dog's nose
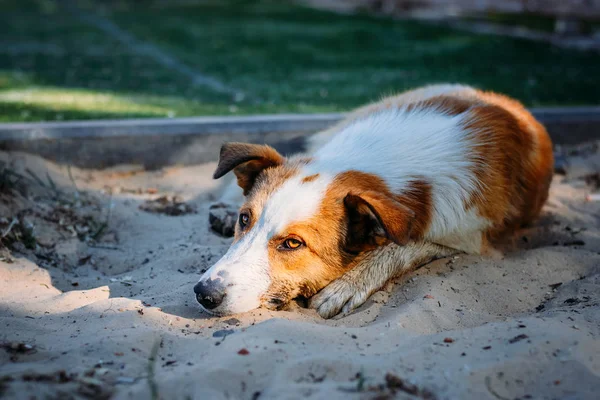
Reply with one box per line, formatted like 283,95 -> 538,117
194,280 -> 225,309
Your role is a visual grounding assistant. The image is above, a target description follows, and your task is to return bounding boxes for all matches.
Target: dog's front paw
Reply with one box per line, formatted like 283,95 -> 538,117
310,278 -> 370,319
208,203 -> 238,237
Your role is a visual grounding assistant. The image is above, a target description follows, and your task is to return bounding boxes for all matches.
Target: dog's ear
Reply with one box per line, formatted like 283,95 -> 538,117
213,142 -> 285,195
343,191 -> 415,252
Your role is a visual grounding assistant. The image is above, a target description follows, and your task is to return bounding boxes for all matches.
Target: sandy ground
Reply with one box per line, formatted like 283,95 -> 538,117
1,145 -> 599,400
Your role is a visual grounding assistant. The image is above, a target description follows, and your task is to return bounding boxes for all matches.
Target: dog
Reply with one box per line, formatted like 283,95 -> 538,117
194,84 -> 554,318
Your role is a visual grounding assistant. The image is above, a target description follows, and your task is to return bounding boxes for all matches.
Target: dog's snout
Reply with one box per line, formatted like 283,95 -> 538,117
194,280 -> 225,310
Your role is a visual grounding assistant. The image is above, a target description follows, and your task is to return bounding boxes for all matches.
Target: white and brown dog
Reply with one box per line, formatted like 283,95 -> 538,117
194,84 -> 554,318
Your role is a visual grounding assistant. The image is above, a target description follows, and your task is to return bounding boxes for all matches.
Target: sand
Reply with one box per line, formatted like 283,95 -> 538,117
1,146 -> 599,400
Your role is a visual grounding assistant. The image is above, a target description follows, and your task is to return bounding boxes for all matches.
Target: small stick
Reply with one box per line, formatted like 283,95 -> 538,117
88,244 -> 121,250
67,165 -> 80,200
1,219 -> 18,238
147,338 -> 161,400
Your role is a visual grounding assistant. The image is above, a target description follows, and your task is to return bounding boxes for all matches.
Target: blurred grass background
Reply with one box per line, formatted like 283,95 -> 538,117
1,0 -> 599,122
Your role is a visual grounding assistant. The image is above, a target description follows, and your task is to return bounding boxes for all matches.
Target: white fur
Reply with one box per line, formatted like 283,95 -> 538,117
305,84 -> 477,152
433,208 -> 492,254
259,174 -> 332,235
373,84 -> 476,105
201,226 -> 271,314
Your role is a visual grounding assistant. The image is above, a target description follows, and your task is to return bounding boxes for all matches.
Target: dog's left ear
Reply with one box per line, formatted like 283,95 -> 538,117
213,142 -> 285,195
344,191 -> 415,252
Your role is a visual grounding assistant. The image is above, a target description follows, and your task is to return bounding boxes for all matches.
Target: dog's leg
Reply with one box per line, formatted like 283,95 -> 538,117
435,230 -> 504,260
208,177 -> 244,237
310,241 -> 457,318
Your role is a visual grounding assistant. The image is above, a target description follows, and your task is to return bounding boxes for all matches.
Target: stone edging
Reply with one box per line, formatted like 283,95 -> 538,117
0,108 -> 598,168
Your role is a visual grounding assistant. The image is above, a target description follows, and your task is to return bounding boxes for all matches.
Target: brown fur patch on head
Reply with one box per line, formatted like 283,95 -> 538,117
263,229 -> 345,308
213,142 -> 285,195
260,171 -> 434,306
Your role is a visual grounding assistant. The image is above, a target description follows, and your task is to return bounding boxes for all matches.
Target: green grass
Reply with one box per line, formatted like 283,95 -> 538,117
1,0 -> 599,122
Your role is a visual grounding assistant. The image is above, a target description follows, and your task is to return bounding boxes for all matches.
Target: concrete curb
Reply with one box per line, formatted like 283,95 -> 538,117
1,108 -> 598,168
0,113 -> 345,141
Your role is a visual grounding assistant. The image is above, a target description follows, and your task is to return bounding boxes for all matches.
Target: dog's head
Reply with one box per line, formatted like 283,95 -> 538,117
194,142 -> 416,315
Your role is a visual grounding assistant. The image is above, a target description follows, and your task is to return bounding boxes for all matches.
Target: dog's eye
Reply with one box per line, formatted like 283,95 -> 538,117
239,212 -> 250,228
280,238 -> 304,250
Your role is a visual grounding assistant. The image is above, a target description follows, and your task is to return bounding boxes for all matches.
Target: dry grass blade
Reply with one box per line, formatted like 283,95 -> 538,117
1,219 -> 18,238
147,338 -> 161,400
45,172 -> 58,193
67,165 -> 80,200
0,163 -> 27,195
25,168 -> 47,188
91,193 -> 113,241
